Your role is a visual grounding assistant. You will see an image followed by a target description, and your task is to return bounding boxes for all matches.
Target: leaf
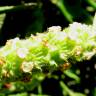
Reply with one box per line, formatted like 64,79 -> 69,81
0,13 -> 6,30
0,3 -> 37,14
64,70 -> 80,83
60,81 -> 86,96
93,13 -> 96,31
51,0 -> 73,22
0,6 -> 14,12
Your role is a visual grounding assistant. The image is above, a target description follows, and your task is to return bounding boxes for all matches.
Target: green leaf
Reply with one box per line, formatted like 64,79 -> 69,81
60,81 -> 86,96
93,13 -> 96,31
0,13 -> 6,29
64,70 -> 80,83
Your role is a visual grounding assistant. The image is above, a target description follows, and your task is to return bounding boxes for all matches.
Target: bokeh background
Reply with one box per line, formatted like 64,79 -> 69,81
0,0 -> 96,96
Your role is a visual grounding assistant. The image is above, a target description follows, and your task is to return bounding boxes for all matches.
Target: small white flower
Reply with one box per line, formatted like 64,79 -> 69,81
48,26 -> 61,32
21,61 -> 34,73
84,52 -> 95,60
12,37 -> 19,49
17,48 -> 28,59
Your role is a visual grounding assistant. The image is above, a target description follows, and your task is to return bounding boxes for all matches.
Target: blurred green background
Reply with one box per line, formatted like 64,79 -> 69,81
0,0 -> 96,96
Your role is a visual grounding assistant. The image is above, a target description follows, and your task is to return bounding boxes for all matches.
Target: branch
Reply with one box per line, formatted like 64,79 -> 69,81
0,15 -> 96,82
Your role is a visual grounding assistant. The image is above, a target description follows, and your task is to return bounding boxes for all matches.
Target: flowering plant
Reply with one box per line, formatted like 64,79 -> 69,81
0,14 -> 96,83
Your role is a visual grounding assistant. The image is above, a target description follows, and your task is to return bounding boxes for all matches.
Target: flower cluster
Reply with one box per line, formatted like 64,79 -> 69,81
0,15 -> 96,81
